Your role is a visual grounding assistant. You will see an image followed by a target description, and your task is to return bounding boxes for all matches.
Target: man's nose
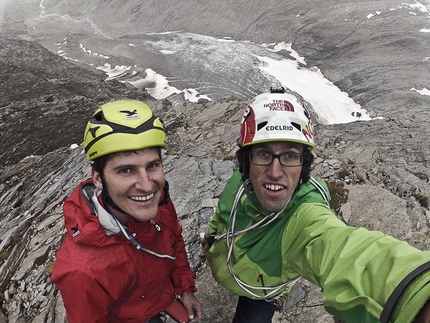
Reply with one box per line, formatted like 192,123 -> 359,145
267,157 -> 283,177
134,171 -> 151,189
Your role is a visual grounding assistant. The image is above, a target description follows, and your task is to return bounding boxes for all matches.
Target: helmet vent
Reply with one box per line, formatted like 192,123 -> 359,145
291,122 -> 301,131
270,87 -> 285,94
257,122 -> 267,131
92,110 -> 104,122
89,126 -> 100,138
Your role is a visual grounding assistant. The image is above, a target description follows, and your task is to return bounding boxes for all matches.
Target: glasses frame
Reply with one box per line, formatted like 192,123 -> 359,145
249,150 -> 304,167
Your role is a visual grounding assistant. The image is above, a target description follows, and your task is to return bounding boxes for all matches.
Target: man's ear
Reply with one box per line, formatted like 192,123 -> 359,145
92,168 -> 103,190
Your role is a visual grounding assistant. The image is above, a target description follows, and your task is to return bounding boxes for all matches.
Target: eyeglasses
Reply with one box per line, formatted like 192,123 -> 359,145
249,150 -> 303,167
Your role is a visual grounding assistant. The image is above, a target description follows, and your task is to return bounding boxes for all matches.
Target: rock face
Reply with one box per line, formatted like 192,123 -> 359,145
0,38 -> 429,323
0,37 -> 148,167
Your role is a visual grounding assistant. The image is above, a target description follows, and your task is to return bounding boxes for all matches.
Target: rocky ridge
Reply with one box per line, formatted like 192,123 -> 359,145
0,37 -> 429,323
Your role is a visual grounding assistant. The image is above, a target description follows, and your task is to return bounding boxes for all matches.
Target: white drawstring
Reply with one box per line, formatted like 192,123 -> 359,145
111,214 -> 176,260
219,180 -> 300,300
309,177 -> 330,206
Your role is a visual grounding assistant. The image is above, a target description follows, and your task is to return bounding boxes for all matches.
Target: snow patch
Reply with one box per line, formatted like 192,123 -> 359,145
411,87 -> 430,96
256,55 -> 372,124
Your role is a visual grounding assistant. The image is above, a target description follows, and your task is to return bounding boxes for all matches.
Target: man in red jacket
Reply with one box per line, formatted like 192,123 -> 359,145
51,100 -> 201,323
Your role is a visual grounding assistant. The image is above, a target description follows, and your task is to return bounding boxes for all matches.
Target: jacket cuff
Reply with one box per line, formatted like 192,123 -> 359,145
380,260 -> 430,323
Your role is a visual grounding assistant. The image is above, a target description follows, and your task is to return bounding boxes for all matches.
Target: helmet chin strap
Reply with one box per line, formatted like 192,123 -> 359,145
241,175 -> 257,205
101,191 -> 127,215
101,180 -> 171,217
159,180 -> 170,206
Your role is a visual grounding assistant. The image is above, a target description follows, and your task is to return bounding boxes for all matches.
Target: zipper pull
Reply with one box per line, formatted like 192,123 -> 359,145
150,220 -> 162,232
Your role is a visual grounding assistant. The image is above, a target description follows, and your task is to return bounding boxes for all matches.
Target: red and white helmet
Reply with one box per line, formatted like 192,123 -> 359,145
238,88 -> 315,148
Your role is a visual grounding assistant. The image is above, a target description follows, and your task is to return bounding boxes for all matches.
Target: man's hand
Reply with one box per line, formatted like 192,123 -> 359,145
200,233 -> 212,252
180,291 -> 202,322
414,300 -> 430,323
200,234 -> 209,248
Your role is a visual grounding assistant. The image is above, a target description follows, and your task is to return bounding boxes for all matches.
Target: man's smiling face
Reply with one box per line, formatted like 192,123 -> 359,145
92,147 -> 165,223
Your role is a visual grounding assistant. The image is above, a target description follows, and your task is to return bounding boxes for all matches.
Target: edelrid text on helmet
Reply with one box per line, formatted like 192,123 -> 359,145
238,89 -> 315,148
84,100 -> 166,161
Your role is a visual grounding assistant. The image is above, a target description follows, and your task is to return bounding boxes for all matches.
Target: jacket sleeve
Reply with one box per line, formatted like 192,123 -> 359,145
165,200 -> 197,295
57,275 -> 112,323
51,245 -> 114,323
283,203 -> 430,323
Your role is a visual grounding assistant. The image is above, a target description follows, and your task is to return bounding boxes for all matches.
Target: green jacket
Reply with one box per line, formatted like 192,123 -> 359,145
205,170 -> 430,323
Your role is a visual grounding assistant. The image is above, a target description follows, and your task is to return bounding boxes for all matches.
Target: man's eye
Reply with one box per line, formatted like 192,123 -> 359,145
257,151 -> 271,158
148,161 -> 162,169
285,153 -> 302,160
119,168 -> 131,174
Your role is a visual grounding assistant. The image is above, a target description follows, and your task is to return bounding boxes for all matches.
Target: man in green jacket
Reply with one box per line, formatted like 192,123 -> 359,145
201,88 -> 430,323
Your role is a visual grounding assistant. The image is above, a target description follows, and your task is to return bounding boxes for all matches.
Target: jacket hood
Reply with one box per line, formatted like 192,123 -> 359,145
62,179 -> 121,248
62,179 -> 170,248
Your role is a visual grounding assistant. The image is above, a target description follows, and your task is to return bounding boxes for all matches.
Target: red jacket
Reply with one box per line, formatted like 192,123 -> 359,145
50,180 -> 197,323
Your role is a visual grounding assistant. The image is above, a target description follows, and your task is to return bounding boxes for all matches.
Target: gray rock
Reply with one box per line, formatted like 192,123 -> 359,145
1,1 -> 430,320
1,90 -> 429,323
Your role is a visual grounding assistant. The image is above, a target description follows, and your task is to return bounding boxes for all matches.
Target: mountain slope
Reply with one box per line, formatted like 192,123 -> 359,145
0,37 -> 429,323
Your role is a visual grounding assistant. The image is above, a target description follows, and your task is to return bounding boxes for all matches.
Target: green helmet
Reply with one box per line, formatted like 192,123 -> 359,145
84,100 -> 166,161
